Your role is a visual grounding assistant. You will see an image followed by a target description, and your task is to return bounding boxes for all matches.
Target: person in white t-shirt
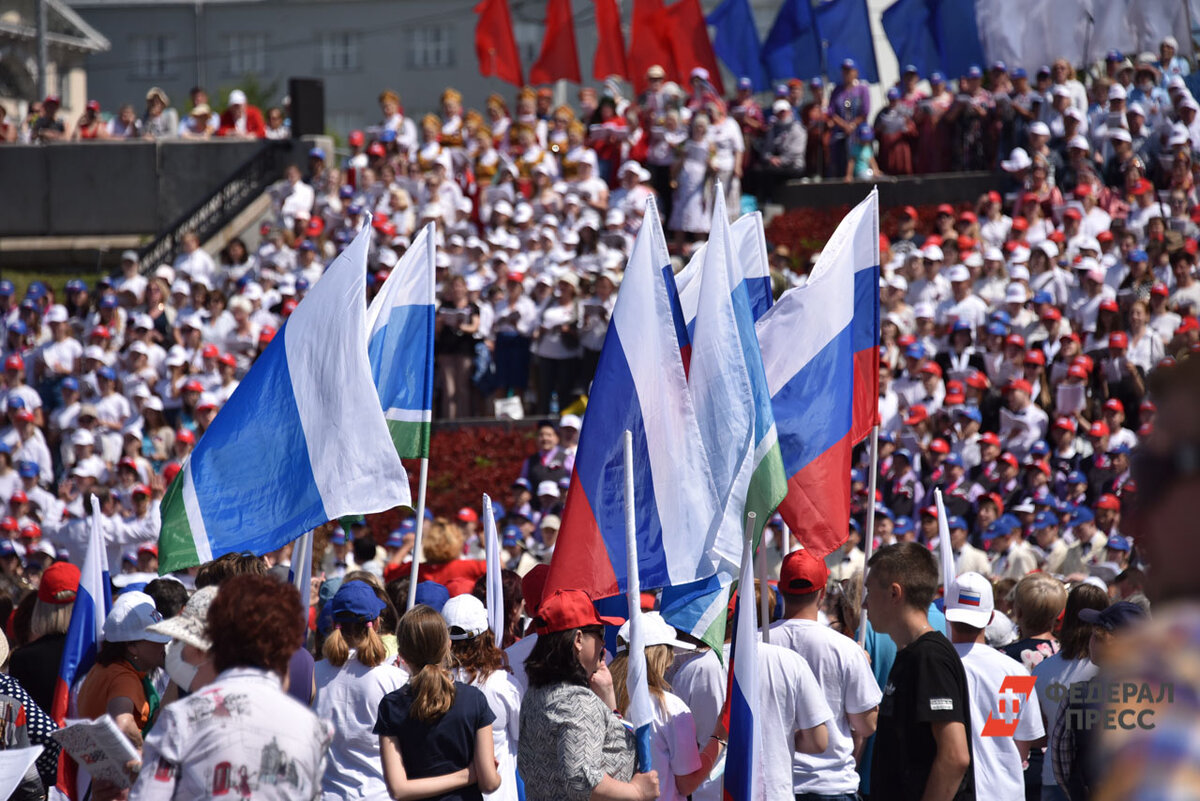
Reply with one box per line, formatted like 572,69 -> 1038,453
769,548 -> 881,799
946,572 -> 1044,801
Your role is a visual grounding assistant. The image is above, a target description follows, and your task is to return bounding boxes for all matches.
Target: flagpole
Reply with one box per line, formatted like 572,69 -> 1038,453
623,429 -> 652,773
784,521 -> 797,554
291,528 -> 315,626
756,523 -> 770,643
858,424 -> 880,647
405,456 -> 430,611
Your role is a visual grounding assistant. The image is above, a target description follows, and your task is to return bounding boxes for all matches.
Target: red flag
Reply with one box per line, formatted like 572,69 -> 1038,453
530,0 -> 581,84
665,0 -> 724,95
474,0 -> 524,87
627,0 -> 675,94
592,0 -> 628,81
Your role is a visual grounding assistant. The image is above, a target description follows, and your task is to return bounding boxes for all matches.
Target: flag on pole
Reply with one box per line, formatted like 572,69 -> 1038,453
622,430 -> 654,771
529,0 -> 582,84
474,0 -> 524,86
688,185 -> 787,555
723,527 -> 762,801
627,0 -> 676,93
367,222 -> 436,459
673,211 -> 774,337
52,497 -> 110,724
664,0 -> 725,95
545,200 -> 720,600
935,488 -> 955,635
761,0 -> 822,83
756,189 -> 878,558
291,528 -> 315,625
158,222 -> 411,574
659,571 -> 733,657
592,0 -> 629,80
483,493 -> 504,648
814,0 -> 881,82
707,0 -> 768,91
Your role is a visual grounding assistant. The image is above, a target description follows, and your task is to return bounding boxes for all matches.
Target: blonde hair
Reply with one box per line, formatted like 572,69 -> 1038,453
421,519 -> 463,564
398,605 -> 455,723
1012,573 -> 1068,636
322,616 -> 388,668
30,600 -> 73,640
610,643 -> 674,715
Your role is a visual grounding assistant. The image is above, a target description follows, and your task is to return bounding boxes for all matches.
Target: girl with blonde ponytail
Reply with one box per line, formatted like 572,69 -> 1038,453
375,604 -> 502,800
315,581 -> 410,801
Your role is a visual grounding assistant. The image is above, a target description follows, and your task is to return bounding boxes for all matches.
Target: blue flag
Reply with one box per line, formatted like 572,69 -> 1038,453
761,0 -> 822,82
816,0 -> 880,82
707,0 -> 768,91
930,0 -> 985,79
882,0 -> 985,79
881,0 -> 940,78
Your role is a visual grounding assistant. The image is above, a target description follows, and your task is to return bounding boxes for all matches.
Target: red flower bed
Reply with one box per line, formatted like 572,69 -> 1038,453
367,421 -> 538,536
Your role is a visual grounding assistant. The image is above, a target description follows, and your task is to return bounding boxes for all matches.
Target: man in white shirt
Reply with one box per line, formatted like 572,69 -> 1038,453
113,250 -> 148,305
271,164 -> 316,230
936,265 -> 989,331
946,573 -> 1044,801
171,232 -> 217,287
999,379 -> 1048,460
769,549 -> 881,799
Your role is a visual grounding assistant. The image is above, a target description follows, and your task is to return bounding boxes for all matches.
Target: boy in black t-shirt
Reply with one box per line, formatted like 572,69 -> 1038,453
866,542 -> 975,801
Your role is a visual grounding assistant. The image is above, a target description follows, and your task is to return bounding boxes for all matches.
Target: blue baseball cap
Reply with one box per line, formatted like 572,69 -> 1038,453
991,60 -> 1007,72
0,281 -> 13,296
100,294 -> 119,309
1107,443 -> 1132,456
893,447 -> 913,463
1033,291 -> 1054,305
97,366 -> 116,381
857,123 -> 874,141
842,58 -> 857,70
774,83 -> 789,97
379,129 -> 397,143
1000,513 -> 1023,532
1079,601 -> 1146,631
61,376 -> 79,392
991,309 -> 1012,325
25,283 -> 46,300
1030,441 -> 1050,458
966,65 -> 983,79
1067,507 -> 1094,525
986,322 -> 1008,337
329,580 -> 386,621
951,319 -> 972,333
1129,249 -> 1148,262
502,524 -> 523,548
948,515 -> 967,531
308,147 -> 326,161
1033,510 -> 1059,529
809,76 -> 824,88
957,406 -> 982,423
850,468 -> 865,483
0,441 -> 10,455
347,203 -> 364,217
1106,533 -> 1131,552
339,185 -> 355,199
982,521 -> 1004,541
1105,49 -> 1123,62
894,516 -> 914,535
385,530 -> 406,549
7,397 -> 24,410
97,276 -> 113,289
413,581 -> 450,613
886,87 -> 901,101
930,71 -> 946,84
329,529 -> 346,546
296,278 -> 310,291
905,343 -> 926,359
0,540 -> 17,558
849,517 -> 860,531
7,321 -> 25,336
1013,67 -> 1028,79
65,279 -> 87,293
737,76 -> 753,89
1067,470 -> 1087,485
903,64 -> 919,75
878,430 -> 895,444
298,240 -> 316,252
399,519 -> 416,533
945,453 -> 964,468
17,461 -> 38,478
875,504 -> 895,521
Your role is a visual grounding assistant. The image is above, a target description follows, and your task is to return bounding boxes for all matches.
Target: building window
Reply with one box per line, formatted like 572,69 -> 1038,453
407,25 -> 454,70
132,34 -> 174,79
321,32 -> 360,72
227,33 -> 266,75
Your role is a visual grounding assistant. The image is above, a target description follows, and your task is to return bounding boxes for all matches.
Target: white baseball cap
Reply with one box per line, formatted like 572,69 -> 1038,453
1005,283 -> 1028,304
945,264 -> 971,283
617,611 -> 695,654
922,244 -> 944,261
559,414 -> 582,431
103,590 -> 171,643
536,480 -> 560,498
442,594 -> 489,641
945,571 -> 994,628
44,305 -> 69,324
228,89 -> 247,106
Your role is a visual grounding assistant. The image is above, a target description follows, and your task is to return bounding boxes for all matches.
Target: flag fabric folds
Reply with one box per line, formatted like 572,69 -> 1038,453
627,0 -> 676,93
483,493 -> 504,648
592,0 -> 629,80
291,528 -> 315,625
880,0 -> 941,78
673,211 -> 774,337
815,0 -> 881,83
688,189 -> 786,557
723,534 -> 762,801
529,0 -> 582,85
707,0 -> 768,91
756,189 -> 878,558
158,222 -> 411,574
545,201 -> 719,600
367,222 -> 436,459
475,0 -> 524,87
664,0 -> 725,96
53,497 -> 110,724
761,0 -> 823,83
935,488 -> 954,635
881,0 -> 986,80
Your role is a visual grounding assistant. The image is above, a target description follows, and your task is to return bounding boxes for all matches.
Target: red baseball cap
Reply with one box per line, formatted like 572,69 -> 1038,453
1094,494 -> 1121,511
1032,460 -> 1051,476
779,548 -> 829,595
1054,416 -> 1077,432
0,517 -> 16,532
1011,217 -> 1029,232
183,379 -> 204,393
367,142 -> 386,157
944,392 -> 966,406
4,355 -> 23,371
219,352 -> 237,368
1005,334 -> 1026,349
1088,420 -> 1111,438
1068,364 -> 1089,380
89,326 -> 111,340
937,203 -> 955,216
966,370 -> 989,389
1009,378 -> 1033,395
901,205 -> 918,219
38,562 -> 80,604
957,235 -> 977,251
13,409 -> 33,423
1099,298 -> 1120,313
282,299 -> 299,317
137,543 -> 158,556
118,457 -> 138,471
919,362 -> 943,377
201,343 -> 219,359
132,483 -> 152,496
958,211 -> 978,224
1073,355 -> 1094,373
1178,317 -> 1200,334
980,432 -> 1001,447
930,438 -> 950,454
981,492 -> 1005,513
9,491 -> 27,504
1041,307 -> 1062,322
1140,400 -> 1157,414
1151,282 -> 1170,297
1024,349 -> 1045,365
1104,398 -> 1125,414
163,462 -> 182,485
19,523 -> 40,540
1073,184 -> 1092,198
534,589 -> 624,634
306,218 -> 325,237
259,326 -> 277,345
348,130 -> 365,147
999,452 -> 1019,468
1063,207 -> 1083,220
987,191 -> 1002,204
1097,230 -> 1114,244
903,405 -> 929,426
1108,332 -> 1128,350
457,507 -> 478,523
177,428 -> 196,444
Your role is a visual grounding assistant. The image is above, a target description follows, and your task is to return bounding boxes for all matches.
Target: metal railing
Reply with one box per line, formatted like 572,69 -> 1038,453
139,140 -> 290,270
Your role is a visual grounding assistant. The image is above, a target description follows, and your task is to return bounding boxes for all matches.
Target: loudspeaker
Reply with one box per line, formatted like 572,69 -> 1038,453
288,78 -> 325,138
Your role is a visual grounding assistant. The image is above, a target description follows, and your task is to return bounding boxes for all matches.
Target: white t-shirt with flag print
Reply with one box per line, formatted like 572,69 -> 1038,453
954,642 -> 1044,801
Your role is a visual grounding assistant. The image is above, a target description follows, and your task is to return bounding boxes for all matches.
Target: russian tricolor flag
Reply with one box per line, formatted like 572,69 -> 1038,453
545,201 -> 721,599
723,534 -> 762,801
756,190 -> 880,557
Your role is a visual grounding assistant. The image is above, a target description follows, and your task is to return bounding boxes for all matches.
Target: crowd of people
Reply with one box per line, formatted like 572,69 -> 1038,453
0,43 -> 1197,801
